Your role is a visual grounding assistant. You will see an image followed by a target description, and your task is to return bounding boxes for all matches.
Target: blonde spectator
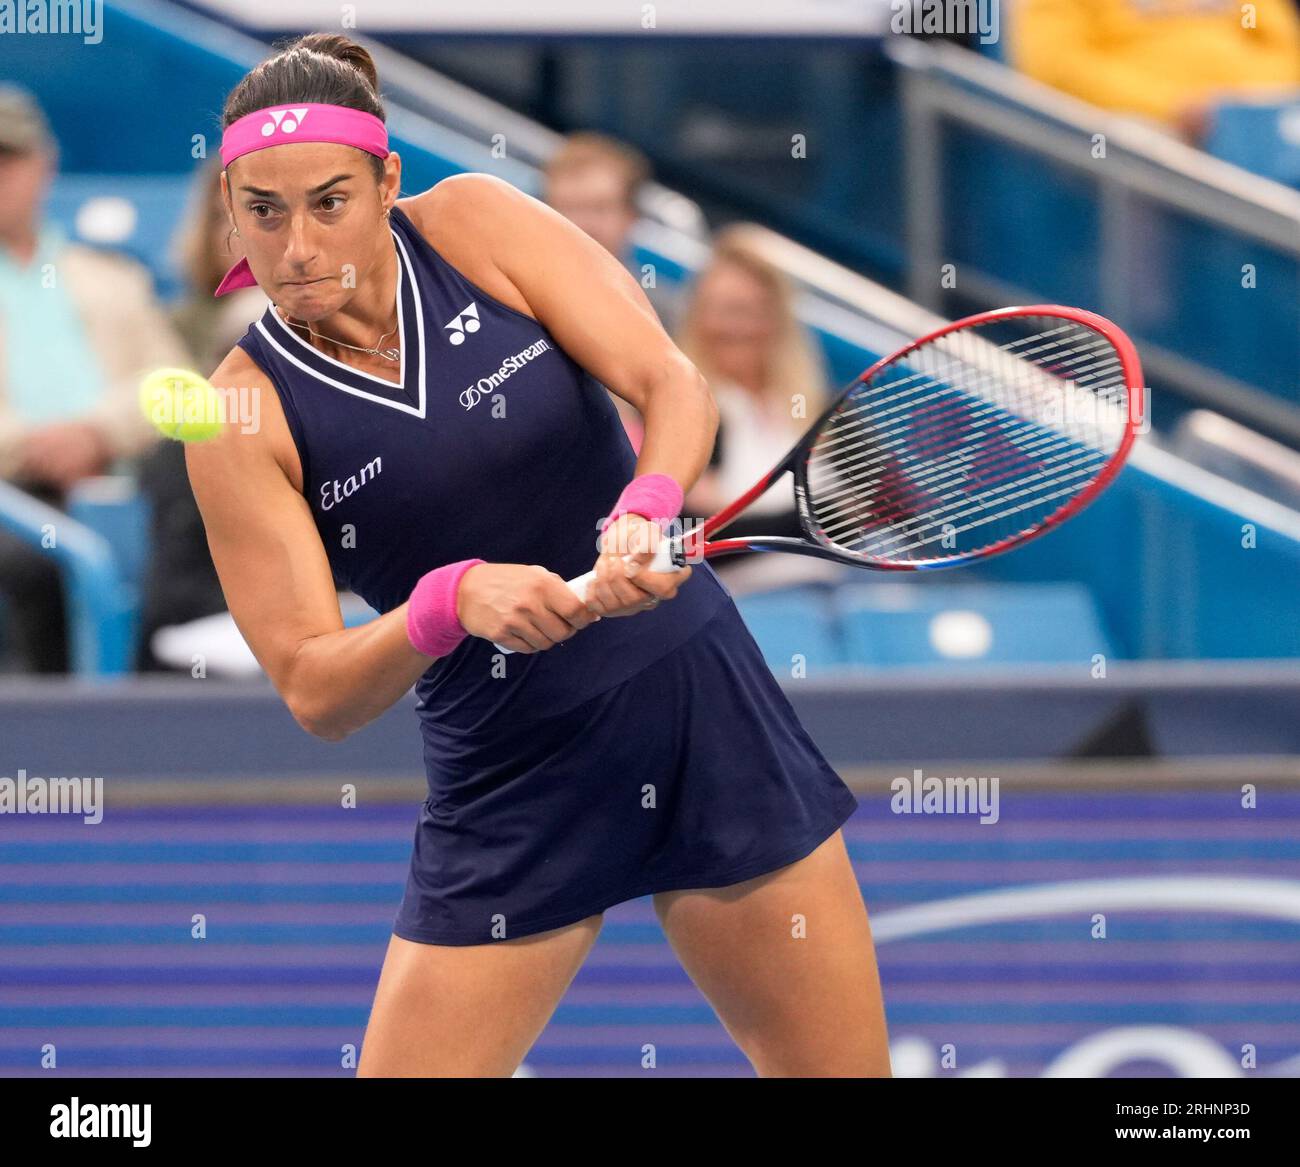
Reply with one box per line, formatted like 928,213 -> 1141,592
677,224 -> 845,593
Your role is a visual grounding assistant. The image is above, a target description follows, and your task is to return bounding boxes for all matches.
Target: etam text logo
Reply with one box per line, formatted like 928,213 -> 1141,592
445,302 -> 481,345
262,107 -> 310,136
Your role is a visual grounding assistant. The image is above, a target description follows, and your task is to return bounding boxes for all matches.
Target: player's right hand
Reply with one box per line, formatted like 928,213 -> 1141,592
455,562 -> 602,654
586,512 -> 692,618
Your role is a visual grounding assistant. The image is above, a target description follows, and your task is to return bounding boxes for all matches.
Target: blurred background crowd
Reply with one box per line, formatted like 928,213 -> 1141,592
1,0 -> 1297,677
0,83 -> 881,672
0,87 -> 864,674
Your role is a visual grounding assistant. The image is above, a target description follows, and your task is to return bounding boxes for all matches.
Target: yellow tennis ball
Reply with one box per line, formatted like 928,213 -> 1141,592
138,368 -> 224,442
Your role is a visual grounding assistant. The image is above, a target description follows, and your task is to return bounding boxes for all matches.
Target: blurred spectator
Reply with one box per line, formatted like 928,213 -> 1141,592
0,85 -> 188,673
676,224 -> 845,594
169,156 -> 270,375
135,158 -> 267,673
1007,0 -> 1300,146
543,132 -> 682,332
542,132 -> 684,448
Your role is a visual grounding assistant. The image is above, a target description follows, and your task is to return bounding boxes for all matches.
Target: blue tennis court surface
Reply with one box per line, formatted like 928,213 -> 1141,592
3,788 -> 1298,1077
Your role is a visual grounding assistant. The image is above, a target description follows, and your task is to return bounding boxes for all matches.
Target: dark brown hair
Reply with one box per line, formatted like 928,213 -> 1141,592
221,32 -> 387,183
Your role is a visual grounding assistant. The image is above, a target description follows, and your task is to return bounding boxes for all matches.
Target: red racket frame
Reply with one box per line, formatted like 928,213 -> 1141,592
668,304 -> 1145,571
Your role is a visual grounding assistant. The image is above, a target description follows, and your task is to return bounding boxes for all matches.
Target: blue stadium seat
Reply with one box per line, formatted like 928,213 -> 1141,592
45,174 -> 195,299
733,584 -> 844,674
1205,101 -> 1300,191
0,478 -> 139,676
837,580 -> 1114,667
65,476 -> 153,594
64,477 -> 153,668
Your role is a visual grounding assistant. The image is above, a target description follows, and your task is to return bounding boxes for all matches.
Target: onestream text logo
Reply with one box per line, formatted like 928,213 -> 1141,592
460,339 -> 554,410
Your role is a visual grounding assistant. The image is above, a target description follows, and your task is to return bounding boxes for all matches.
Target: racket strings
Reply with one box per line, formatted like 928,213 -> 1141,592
817,431 -> 1102,549
814,356 -> 1109,529
818,403 -> 1090,503
813,340 -> 1123,530
812,335 -> 1122,485
823,339 -> 1117,551
816,330 -> 1120,463
815,327 -> 1122,555
804,315 -> 1129,564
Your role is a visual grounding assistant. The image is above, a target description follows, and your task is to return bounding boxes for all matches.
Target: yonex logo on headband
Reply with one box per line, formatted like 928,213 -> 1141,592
219,102 -> 390,170
263,107 -> 310,136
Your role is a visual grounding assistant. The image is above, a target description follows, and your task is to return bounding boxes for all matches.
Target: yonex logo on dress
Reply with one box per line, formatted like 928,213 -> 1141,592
445,302 -> 481,345
262,108 -> 310,137
459,339 -> 553,410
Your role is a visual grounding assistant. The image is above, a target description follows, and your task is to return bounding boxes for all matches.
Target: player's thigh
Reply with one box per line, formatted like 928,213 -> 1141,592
358,914 -> 604,1077
652,831 -> 890,1076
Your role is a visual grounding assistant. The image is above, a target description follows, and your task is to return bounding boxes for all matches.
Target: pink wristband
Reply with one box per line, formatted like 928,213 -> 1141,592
406,558 -> 486,658
599,473 -> 684,536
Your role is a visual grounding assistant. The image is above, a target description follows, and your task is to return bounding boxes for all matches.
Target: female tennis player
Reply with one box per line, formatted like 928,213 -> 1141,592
186,32 -> 891,1077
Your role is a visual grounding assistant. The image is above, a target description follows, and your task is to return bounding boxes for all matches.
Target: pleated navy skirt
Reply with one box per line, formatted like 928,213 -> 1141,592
392,597 -> 859,946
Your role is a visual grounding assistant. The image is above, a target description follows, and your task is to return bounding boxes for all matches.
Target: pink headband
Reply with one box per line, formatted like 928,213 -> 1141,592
215,102 -> 390,297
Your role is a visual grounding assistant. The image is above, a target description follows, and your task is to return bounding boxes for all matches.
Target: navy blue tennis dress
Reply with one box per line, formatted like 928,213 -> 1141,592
235,201 -> 858,946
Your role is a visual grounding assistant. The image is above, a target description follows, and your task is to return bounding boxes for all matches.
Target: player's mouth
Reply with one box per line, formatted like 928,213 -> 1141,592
284,276 -> 330,286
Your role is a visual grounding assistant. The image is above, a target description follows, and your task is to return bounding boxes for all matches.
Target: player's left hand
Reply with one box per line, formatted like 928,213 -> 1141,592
585,512 -> 692,618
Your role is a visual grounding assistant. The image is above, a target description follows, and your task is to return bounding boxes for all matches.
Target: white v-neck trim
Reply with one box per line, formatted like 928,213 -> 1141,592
255,314 -> 427,418
264,226 -> 422,400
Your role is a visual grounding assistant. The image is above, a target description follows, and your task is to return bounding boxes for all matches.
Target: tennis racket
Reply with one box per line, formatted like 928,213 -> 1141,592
494,304 -> 1143,652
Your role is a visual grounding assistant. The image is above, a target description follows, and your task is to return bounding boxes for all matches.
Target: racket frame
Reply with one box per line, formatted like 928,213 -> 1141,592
663,303 -> 1144,572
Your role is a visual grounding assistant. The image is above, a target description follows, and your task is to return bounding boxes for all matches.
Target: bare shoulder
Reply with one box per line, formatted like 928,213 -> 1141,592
209,342 -> 264,389
186,344 -> 303,494
397,174 -> 540,319
398,171 -> 525,233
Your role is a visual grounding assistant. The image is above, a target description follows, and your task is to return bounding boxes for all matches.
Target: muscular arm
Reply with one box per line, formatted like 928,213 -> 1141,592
402,174 -> 719,503
185,350 -> 434,742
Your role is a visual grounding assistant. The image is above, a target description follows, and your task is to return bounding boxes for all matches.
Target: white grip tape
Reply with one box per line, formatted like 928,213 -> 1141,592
491,542 -> 677,654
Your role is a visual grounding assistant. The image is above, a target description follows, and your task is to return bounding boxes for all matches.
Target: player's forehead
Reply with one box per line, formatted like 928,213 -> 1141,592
226,141 -> 366,197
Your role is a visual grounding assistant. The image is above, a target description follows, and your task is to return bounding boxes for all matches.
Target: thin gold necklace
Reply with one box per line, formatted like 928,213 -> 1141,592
280,307 -> 401,362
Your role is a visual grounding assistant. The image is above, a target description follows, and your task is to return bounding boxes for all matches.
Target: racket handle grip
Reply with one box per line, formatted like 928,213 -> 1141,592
491,543 -> 678,654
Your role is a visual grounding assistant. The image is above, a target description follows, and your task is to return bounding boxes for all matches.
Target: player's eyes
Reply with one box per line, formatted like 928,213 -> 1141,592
243,198 -> 343,218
